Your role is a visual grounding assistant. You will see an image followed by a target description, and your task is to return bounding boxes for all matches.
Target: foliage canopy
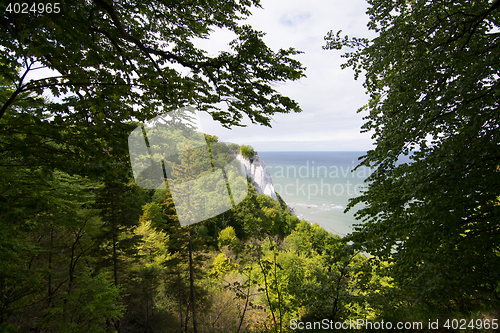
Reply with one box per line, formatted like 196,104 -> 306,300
325,0 -> 500,311
240,144 -> 256,158
1,0 -> 305,131
0,1 -> 307,331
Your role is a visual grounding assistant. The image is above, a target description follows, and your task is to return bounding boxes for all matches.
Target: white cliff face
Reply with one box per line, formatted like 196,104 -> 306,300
235,152 -> 296,215
235,152 -> 279,202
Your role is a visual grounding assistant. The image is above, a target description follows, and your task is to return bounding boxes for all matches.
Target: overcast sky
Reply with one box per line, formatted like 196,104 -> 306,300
26,0 -> 376,152
198,0 -> 377,152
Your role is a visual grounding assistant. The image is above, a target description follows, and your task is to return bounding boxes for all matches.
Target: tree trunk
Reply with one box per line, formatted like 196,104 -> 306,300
111,195 -> 118,286
188,229 -> 198,333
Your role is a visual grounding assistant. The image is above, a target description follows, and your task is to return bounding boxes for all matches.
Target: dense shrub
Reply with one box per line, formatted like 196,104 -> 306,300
240,144 -> 255,158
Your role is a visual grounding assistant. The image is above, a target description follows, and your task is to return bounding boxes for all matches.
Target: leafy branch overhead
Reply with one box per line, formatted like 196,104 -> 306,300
0,0 -> 305,127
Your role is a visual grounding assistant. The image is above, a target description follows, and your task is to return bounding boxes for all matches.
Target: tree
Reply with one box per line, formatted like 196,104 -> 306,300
1,0 -> 304,129
92,175 -> 146,285
125,218 -> 170,332
325,0 -> 500,314
1,2 -> 305,329
0,168 -> 125,332
240,144 -> 256,158
218,226 -> 239,248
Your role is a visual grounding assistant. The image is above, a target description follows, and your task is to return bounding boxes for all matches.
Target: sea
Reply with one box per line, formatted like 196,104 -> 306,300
258,151 -> 373,236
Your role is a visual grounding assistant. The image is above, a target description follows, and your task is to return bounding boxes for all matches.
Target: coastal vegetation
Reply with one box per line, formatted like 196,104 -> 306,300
325,0 -> 500,323
1,0 -> 499,332
240,145 -> 256,159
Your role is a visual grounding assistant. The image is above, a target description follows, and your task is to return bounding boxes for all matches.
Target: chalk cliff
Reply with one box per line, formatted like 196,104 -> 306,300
234,151 -> 295,215
235,152 -> 279,202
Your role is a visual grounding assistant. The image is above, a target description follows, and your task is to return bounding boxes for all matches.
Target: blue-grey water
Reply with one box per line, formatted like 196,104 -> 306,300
258,151 -> 373,236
